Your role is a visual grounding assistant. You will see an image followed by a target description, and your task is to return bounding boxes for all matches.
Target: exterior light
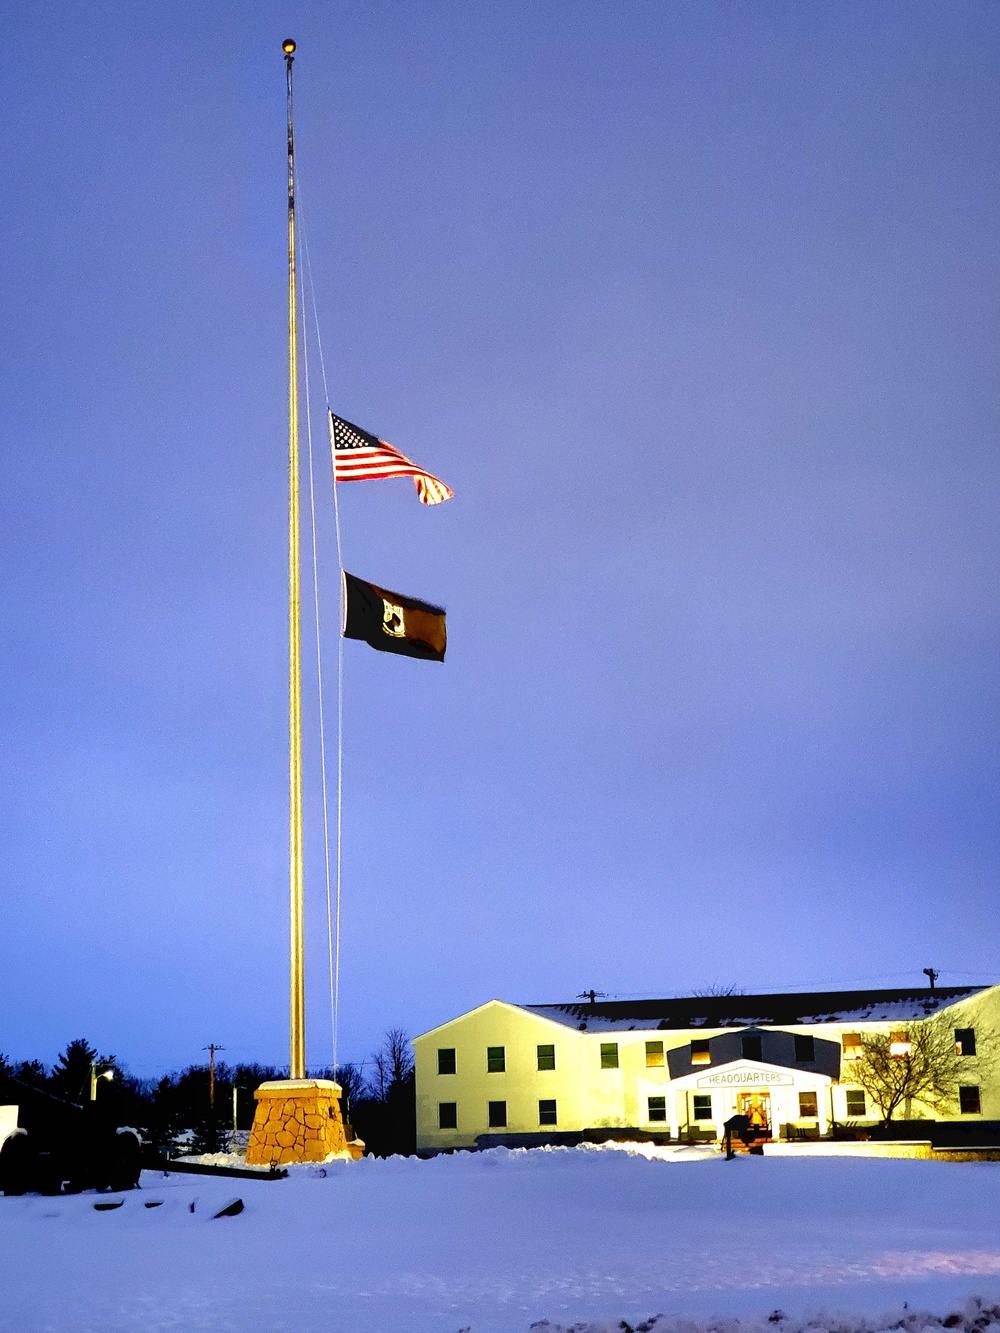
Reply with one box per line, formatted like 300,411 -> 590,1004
889,1031 -> 912,1058
282,39 -> 296,54
89,1062 -> 114,1101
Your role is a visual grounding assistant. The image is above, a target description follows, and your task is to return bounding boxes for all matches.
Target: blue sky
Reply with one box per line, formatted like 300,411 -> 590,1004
1,1 -> 997,1077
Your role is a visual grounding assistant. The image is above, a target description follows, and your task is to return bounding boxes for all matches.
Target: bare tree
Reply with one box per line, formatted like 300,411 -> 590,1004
850,1018 -> 994,1125
692,983 -> 747,997
332,1062 -> 366,1120
382,1028 -> 414,1085
367,1028 -> 413,1103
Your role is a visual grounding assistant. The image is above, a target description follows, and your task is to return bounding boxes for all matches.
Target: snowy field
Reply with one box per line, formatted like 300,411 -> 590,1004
2,1143 -> 1000,1333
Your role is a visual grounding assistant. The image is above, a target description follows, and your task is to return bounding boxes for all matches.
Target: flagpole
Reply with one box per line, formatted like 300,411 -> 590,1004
284,37 -> 306,1082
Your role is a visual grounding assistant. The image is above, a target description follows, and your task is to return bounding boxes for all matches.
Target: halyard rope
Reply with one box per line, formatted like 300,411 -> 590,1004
298,176 -> 343,1077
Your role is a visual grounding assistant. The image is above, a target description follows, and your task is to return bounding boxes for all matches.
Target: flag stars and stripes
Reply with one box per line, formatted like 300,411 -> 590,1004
329,412 -> 454,505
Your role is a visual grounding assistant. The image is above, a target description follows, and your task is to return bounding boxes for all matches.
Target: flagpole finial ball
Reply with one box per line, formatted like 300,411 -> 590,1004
282,39 -> 296,54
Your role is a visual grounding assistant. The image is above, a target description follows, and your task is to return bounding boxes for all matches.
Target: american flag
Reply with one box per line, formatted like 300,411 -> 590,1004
329,412 -> 453,506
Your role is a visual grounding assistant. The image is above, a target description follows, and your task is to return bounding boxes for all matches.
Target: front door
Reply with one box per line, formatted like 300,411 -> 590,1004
738,1091 -> 771,1135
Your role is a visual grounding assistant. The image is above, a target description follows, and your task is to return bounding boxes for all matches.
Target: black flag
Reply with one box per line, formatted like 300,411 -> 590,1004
342,571 -> 446,662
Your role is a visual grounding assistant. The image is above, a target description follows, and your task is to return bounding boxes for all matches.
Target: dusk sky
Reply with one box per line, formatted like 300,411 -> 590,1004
1,2 -> 998,1078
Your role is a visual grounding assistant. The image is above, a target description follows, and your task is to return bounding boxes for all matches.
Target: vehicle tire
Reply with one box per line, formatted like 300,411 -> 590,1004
0,1130 -> 37,1196
108,1130 -> 142,1192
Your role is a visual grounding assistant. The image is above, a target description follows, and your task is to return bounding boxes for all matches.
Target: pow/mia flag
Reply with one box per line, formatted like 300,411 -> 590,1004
341,571 -> 446,662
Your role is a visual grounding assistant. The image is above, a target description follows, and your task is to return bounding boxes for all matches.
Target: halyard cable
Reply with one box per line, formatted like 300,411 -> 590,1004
297,174 -> 343,1076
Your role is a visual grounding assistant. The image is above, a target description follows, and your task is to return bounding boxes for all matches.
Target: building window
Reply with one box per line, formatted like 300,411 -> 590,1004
648,1096 -> 667,1122
741,1034 -> 762,1062
959,1085 -> 982,1115
842,1033 -> 862,1061
600,1042 -> 619,1069
488,1100 -> 507,1128
437,1048 -> 456,1075
690,1039 -> 711,1067
889,1031 -> 911,1058
487,1046 -> 506,1073
798,1091 -> 818,1119
845,1089 -> 866,1117
645,1040 -> 665,1067
956,1028 -> 977,1057
538,1099 -> 557,1126
692,1094 -> 713,1121
537,1044 -> 556,1071
438,1102 -> 457,1130
794,1035 -> 815,1063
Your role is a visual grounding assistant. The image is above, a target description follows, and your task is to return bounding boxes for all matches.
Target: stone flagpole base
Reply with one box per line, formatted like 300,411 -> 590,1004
245,1079 -> 363,1166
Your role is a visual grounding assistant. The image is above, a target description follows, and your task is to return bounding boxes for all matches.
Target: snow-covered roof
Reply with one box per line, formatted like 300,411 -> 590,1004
526,985 -> 991,1032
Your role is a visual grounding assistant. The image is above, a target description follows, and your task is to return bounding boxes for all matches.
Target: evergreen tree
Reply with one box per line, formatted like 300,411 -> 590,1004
49,1039 -> 99,1102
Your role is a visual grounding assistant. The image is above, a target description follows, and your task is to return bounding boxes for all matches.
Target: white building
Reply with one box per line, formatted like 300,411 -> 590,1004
413,984 -> 999,1152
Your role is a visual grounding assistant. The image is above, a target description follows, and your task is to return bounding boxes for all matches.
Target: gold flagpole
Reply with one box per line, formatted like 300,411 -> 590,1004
284,37 -> 306,1081
244,46 -> 361,1164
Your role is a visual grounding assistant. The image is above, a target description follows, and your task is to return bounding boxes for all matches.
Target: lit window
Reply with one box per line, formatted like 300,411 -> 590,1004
794,1035 -> 815,1063
437,1048 -> 456,1075
600,1043 -> 619,1069
538,1099 -> 557,1126
798,1091 -> 818,1119
741,1034 -> 762,1062
692,1094 -> 713,1121
647,1096 -> 667,1122
488,1100 -> 507,1128
889,1031 -> 911,1058
845,1089 -> 866,1117
645,1041 -> 665,1068
487,1046 -> 505,1073
438,1102 -> 457,1130
690,1039 -> 711,1067
956,1028 -> 977,1057
842,1033 -> 862,1061
537,1044 -> 556,1071
959,1085 -> 982,1115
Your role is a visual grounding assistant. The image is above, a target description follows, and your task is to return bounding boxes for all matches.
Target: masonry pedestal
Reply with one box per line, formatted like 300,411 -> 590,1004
245,1079 -> 363,1166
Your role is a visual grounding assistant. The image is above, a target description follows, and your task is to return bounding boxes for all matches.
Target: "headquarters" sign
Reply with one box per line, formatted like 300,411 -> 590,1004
697,1069 -> 795,1088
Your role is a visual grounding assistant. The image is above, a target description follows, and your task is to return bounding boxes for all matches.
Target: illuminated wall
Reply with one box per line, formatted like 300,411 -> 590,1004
413,987 -> 1000,1152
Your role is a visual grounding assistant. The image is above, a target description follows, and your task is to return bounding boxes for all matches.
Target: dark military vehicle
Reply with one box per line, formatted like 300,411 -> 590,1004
0,1071 -> 142,1195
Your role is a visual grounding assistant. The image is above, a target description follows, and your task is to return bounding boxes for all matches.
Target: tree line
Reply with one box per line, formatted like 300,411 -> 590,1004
0,1028 -> 415,1158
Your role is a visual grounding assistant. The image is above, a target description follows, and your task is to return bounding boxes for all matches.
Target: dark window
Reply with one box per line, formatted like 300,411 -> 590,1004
537,1044 -> 556,1071
438,1102 -> 457,1130
538,1099 -> 557,1126
798,1091 -> 818,1118
845,1089 -> 866,1117
648,1096 -> 667,1122
488,1100 -> 507,1128
794,1035 -> 815,1063
690,1039 -> 711,1066
959,1085 -> 982,1115
487,1046 -> 505,1073
600,1042 -> 619,1069
645,1041 -> 665,1067
692,1094 -> 713,1121
741,1034 -> 762,1062
437,1048 -> 456,1075
956,1028 -> 977,1057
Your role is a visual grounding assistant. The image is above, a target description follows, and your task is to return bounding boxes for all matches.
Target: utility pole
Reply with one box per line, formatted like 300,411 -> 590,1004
203,1044 -> 225,1108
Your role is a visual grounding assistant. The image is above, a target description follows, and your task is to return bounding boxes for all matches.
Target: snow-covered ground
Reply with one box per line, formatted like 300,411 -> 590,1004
2,1143 -> 1000,1332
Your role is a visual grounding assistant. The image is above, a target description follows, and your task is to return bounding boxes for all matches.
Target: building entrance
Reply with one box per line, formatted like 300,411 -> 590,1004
738,1091 -> 771,1135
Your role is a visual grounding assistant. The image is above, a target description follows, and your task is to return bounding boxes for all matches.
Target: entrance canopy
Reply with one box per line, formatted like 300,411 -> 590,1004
666,1057 -> 833,1092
